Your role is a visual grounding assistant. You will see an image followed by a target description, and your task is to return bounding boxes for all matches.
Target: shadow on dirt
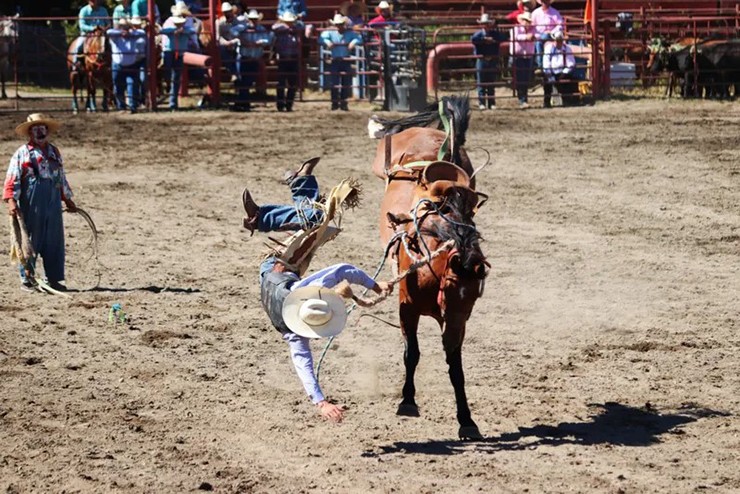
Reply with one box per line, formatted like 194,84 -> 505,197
376,402 -> 730,456
69,286 -> 201,294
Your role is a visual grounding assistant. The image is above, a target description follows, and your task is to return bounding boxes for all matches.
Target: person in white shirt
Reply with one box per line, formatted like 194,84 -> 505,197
242,158 -> 393,423
542,31 -> 579,107
107,18 -> 147,113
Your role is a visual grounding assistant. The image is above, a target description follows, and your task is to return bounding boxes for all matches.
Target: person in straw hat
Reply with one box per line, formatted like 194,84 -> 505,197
233,9 -> 274,111
511,11 -> 535,109
368,1 -> 396,27
161,12 -> 196,110
320,13 -> 363,110
242,158 -> 393,422
471,12 -> 507,110
272,11 -> 301,111
3,114 -> 78,292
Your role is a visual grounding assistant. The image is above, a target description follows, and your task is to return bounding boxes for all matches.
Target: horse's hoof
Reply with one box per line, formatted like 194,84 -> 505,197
458,425 -> 483,441
396,403 -> 420,417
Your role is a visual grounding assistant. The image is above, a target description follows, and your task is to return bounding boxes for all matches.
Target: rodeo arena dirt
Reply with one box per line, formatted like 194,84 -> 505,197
1,1 -> 740,493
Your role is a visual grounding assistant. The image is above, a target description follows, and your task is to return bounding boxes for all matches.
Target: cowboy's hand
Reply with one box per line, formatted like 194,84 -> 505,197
64,199 -> 78,213
377,281 -> 394,295
6,199 -> 18,217
317,400 -> 344,422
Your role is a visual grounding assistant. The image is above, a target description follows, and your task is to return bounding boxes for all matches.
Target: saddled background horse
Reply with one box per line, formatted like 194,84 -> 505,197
67,30 -> 113,113
370,95 -> 489,439
1,15 -> 18,100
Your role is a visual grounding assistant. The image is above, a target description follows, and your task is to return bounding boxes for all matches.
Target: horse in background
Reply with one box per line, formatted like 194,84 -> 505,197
67,30 -> 112,113
371,96 -> 490,439
0,15 -> 18,99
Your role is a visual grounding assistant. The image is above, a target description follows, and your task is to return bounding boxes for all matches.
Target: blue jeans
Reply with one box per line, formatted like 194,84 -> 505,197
513,56 -> 533,103
475,58 -> 498,107
328,59 -> 352,108
112,60 -> 142,110
163,51 -> 184,109
257,175 -> 324,232
236,58 -> 260,105
276,60 -> 299,109
534,33 -> 552,69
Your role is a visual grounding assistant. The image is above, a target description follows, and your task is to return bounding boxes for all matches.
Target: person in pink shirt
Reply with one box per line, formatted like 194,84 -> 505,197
531,0 -> 563,67
510,11 -> 535,108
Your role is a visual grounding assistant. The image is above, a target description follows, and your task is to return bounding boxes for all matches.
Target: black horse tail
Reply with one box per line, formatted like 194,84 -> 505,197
367,94 -> 471,148
439,94 -> 470,165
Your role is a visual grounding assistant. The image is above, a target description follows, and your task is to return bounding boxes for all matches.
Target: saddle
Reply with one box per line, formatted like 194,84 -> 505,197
387,160 -> 486,216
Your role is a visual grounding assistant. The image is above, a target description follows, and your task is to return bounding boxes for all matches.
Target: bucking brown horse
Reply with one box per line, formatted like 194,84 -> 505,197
371,96 -> 489,439
67,30 -> 112,113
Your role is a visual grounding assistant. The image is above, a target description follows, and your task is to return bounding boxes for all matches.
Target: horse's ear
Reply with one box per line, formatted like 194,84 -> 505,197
473,192 -> 489,214
474,261 -> 489,279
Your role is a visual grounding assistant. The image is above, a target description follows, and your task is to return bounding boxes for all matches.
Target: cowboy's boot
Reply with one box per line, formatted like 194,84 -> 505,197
242,187 -> 260,237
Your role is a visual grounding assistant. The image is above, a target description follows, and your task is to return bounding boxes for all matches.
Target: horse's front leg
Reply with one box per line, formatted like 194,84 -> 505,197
87,74 -> 97,112
397,303 -> 421,417
443,321 -> 482,440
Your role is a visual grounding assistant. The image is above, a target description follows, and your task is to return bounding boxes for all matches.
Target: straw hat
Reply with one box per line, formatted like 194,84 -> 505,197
330,13 -> 348,25
171,1 -> 192,16
15,113 -> 61,137
116,17 -> 130,27
278,11 -> 298,23
477,13 -> 495,24
246,9 -> 263,20
171,15 -> 187,24
129,16 -> 143,26
517,11 -> 532,23
282,286 -> 348,339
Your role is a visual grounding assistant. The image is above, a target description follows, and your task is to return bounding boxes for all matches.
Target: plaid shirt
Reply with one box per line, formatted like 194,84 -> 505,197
3,143 -> 73,202
272,22 -> 300,60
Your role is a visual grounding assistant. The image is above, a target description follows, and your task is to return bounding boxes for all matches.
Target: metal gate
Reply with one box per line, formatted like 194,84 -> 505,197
381,27 -> 427,112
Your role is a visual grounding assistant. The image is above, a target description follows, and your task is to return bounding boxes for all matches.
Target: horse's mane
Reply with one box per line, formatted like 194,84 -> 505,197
421,192 -> 485,277
371,94 -> 471,164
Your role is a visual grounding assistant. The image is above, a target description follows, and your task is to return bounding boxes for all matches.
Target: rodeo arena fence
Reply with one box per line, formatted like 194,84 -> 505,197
0,0 -> 738,114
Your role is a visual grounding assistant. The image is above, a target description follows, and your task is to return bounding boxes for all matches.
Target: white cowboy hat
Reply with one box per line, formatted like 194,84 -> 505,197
116,17 -> 130,27
15,113 -> 61,137
376,0 -> 392,12
552,30 -> 564,40
282,286 -> 348,339
221,2 -> 234,13
517,11 -> 532,23
278,11 -> 298,22
129,16 -> 143,26
171,15 -> 187,24
246,9 -> 264,20
330,13 -> 348,25
477,13 -> 494,24
171,1 -> 192,16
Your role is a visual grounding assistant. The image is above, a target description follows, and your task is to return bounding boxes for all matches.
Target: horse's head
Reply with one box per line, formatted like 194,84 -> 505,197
418,189 -> 489,319
647,37 -> 669,73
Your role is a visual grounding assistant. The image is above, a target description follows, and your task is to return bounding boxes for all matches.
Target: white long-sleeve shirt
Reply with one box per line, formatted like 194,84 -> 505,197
543,42 -> 576,78
284,263 -> 377,403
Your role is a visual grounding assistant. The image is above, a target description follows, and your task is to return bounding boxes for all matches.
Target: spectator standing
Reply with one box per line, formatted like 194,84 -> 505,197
511,11 -> 535,109
217,2 -> 241,77
161,15 -> 195,110
320,14 -> 362,111
112,0 -> 133,25
531,0 -> 563,68
4,114 -> 78,292
107,17 -> 146,113
235,9 -> 274,111
542,31 -> 577,107
273,11 -> 301,112
368,1 -> 396,28
471,13 -> 507,110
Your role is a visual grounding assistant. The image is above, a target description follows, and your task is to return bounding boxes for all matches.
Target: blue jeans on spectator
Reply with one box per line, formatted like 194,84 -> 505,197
475,58 -> 498,108
220,47 -> 238,77
534,33 -> 552,69
513,55 -> 533,103
257,175 -> 324,233
163,51 -> 184,109
237,58 -> 260,108
328,59 -> 352,109
112,60 -> 142,111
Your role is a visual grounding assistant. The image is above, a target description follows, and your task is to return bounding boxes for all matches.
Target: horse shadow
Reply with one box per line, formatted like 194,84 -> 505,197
376,402 -> 730,456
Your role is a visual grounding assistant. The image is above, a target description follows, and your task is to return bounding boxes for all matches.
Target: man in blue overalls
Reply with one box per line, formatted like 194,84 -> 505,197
4,114 -> 78,292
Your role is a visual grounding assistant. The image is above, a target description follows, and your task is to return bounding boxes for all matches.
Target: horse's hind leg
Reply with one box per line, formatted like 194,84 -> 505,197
70,72 -> 79,113
443,325 -> 482,440
397,304 -> 421,417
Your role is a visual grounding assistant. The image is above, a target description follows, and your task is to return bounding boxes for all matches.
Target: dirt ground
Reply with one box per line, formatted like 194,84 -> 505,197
0,99 -> 738,493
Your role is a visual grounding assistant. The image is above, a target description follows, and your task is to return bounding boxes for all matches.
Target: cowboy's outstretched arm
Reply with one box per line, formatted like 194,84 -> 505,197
283,332 -> 325,404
